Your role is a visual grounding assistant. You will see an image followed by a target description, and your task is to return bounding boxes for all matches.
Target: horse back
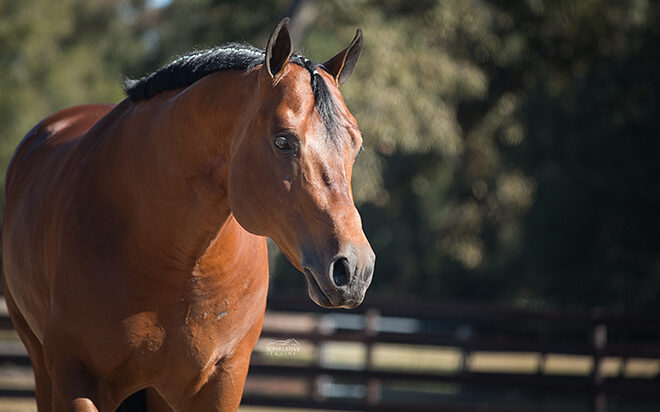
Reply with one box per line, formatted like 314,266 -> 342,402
5,104 -> 114,198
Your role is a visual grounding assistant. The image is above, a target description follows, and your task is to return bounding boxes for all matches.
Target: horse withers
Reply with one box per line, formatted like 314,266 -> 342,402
2,19 -> 374,411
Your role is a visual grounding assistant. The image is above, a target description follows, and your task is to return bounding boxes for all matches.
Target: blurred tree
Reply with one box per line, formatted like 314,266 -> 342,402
0,0 -> 148,201
272,0 -> 660,310
143,0 -> 291,67
1,0 -> 658,310
510,1 -> 660,308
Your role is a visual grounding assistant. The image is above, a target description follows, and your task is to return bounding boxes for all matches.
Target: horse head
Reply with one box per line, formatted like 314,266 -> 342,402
228,19 -> 375,309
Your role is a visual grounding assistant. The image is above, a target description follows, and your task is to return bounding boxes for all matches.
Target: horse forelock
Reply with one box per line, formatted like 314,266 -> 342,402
296,57 -> 343,142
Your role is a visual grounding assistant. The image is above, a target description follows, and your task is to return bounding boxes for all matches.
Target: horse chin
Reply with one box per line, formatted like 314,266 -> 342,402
303,268 -> 334,308
307,287 -> 336,309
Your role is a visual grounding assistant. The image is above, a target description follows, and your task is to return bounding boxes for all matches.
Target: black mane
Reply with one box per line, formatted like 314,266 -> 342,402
123,43 -> 339,135
123,43 -> 264,101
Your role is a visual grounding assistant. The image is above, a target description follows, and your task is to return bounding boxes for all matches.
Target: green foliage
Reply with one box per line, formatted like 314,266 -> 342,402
1,0 -> 658,310
0,0 -> 146,202
276,0 -> 660,310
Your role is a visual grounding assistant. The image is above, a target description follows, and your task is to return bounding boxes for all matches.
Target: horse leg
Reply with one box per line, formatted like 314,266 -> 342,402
44,329 -> 125,412
182,352 -> 252,411
3,289 -> 53,411
176,322 -> 262,412
47,357 -> 105,412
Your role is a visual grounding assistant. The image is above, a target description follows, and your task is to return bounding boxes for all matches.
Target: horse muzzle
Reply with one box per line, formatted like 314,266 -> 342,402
302,244 -> 375,309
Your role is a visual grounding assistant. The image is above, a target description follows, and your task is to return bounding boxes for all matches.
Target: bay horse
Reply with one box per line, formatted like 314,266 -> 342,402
2,18 -> 374,411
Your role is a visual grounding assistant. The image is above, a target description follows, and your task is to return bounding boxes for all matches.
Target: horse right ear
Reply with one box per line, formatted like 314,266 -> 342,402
265,18 -> 293,78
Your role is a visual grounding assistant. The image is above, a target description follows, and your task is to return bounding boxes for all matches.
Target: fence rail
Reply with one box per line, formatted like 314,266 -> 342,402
2,294 -> 660,411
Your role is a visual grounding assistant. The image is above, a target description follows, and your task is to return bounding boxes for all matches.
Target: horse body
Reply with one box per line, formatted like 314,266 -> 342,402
2,19 -> 373,411
4,73 -> 269,410
4,103 -> 115,340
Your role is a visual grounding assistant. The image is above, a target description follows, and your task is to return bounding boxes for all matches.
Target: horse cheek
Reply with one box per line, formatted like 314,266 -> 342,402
228,144 -> 268,236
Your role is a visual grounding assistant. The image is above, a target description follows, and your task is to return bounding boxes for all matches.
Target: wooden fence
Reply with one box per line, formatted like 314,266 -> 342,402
2,294 -> 660,411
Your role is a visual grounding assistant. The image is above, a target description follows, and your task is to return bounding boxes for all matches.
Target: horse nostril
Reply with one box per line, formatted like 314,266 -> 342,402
332,257 -> 349,287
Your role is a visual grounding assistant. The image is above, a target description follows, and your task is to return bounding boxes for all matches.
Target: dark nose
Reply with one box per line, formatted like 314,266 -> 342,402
302,246 -> 375,309
331,257 -> 350,287
327,248 -> 375,304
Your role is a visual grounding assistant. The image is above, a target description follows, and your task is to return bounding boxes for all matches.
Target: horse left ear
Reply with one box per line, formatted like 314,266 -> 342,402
322,29 -> 363,86
265,18 -> 293,77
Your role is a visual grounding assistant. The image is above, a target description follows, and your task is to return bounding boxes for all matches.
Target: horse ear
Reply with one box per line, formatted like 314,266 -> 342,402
265,18 -> 293,77
322,29 -> 363,86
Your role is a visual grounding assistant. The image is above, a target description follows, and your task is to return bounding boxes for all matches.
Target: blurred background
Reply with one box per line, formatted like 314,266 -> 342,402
1,0 -> 659,411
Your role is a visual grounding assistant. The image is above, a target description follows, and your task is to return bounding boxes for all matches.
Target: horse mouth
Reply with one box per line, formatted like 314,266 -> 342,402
303,268 -> 334,308
302,267 -> 367,309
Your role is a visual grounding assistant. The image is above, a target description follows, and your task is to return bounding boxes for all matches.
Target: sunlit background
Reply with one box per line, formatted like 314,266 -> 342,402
1,0 -> 659,411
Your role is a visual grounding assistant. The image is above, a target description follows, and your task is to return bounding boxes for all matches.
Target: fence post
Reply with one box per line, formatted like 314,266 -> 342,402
591,322 -> 607,412
365,308 -> 381,406
313,314 -> 335,402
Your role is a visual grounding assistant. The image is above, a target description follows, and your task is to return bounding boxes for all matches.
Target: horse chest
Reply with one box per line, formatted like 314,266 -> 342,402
153,272 -> 266,373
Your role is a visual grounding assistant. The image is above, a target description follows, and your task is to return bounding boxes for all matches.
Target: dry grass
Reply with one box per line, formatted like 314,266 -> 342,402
2,320 -> 660,410
372,344 -> 462,372
0,398 -> 36,412
0,399 -> 346,412
240,408 -> 351,412
0,401 -> 348,412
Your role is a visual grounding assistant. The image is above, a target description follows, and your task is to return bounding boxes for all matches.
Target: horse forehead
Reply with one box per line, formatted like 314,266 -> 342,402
273,64 -> 359,146
278,65 -> 315,108
274,93 -> 311,125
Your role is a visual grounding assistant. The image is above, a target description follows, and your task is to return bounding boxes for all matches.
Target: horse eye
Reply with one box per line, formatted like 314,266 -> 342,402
273,135 -> 298,153
355,145 -> 364,160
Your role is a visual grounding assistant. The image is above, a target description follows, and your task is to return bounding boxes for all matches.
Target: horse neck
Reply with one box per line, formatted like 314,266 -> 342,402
95,70 -> 257,275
